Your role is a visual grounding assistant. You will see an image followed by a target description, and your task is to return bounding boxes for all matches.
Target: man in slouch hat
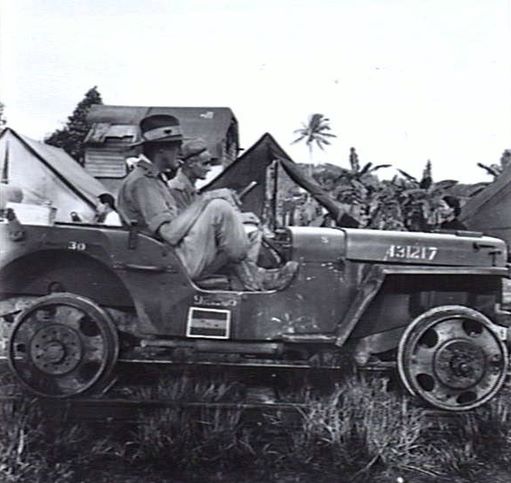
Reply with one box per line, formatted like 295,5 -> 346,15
117,114 -> 298,291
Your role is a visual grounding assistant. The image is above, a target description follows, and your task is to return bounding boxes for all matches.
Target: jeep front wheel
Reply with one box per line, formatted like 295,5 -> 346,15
8,293 -> 119,398
397,305 -> 508,411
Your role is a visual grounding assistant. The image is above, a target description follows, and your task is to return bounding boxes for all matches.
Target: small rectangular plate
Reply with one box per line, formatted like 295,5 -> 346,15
186,307 -> 231,339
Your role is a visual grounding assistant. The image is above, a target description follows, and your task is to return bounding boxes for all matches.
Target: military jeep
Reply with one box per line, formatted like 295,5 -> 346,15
0,214 -> 509,411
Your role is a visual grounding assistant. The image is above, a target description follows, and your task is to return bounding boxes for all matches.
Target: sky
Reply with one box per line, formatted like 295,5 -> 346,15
1,0 -> 510,183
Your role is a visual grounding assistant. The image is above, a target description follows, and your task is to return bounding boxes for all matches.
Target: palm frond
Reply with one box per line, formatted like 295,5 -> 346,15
370,164 -> 392,171
315,139 -> 328,150
477,162 -> 501,177
397,169 -> 418,183
291,134 -> 307,144
359,162 -> 373,176
401,188 -> 427,198
316,137 -> 332,146
434,179 -> 458,190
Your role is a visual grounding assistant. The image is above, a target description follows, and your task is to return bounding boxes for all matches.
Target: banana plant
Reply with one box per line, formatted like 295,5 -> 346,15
389,161 -> 458,231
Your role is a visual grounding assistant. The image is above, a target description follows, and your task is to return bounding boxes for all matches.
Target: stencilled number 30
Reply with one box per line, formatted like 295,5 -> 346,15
68,241 -> 87,251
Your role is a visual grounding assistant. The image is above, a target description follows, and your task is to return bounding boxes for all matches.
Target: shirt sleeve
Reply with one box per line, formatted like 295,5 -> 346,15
130,177 -> 178,234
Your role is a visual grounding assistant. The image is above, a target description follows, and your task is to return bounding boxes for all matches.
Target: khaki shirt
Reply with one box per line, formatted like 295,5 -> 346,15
167,170 -> 197,213
117,156 -> 179,235
117,156 -> 214,246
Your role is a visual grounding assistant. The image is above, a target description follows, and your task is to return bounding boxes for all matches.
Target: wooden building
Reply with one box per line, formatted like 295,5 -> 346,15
84,105 -> 239,194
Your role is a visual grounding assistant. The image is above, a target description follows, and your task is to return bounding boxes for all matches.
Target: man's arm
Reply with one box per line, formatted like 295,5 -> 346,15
158,197 -> 216,246
130,177 -> 178,234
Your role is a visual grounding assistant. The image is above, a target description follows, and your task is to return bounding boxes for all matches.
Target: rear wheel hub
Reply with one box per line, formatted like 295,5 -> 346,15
31,324 -> 83,375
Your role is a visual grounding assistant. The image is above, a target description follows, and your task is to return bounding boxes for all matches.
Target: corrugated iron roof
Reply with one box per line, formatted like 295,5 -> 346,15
85,123 -> 138,144
86,105 -> 238,158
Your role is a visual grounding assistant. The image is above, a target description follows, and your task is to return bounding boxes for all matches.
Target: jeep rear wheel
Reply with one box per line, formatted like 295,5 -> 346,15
397,305 -> 507,411
8,293 -> 119,398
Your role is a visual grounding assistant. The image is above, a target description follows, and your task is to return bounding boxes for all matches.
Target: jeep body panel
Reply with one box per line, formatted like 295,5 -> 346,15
2,218 -> 510,410
0,222 -> 507,344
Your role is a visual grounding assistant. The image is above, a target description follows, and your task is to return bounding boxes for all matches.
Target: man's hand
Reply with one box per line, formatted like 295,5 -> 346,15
239,212 -> 260,226
202,188 -> 241,208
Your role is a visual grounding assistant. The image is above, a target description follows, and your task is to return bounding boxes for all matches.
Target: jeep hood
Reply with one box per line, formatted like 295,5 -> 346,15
344,228 -> 507,267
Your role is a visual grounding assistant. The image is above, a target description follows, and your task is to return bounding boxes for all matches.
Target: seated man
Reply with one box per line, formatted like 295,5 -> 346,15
117,114 -> 298,291
168,137 -> 261,263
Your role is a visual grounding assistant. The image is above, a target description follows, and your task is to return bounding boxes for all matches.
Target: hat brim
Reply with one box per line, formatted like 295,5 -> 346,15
128,135 -> 184,148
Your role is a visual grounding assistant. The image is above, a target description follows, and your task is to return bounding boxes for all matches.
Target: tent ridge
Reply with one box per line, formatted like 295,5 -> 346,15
7,129 -> 98,209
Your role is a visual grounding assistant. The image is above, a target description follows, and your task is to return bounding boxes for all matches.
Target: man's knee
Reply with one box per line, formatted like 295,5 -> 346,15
201,198 -> 249,261
205,198 -> 236,216
203,198 -> 242,231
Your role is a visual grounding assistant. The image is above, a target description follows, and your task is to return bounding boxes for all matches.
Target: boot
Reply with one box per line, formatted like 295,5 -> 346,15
260,261 -> 299,291
231,259 -> 264,291
232,259 -> 298,292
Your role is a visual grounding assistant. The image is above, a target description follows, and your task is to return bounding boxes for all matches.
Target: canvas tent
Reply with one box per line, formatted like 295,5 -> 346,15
203,133 -> 354,226
0,128 -> 108,222
460,167 -> 511,247
84,105 -> 239,194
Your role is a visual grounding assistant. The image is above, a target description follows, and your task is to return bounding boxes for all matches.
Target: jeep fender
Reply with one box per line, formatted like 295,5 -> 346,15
0,249 -> 133,309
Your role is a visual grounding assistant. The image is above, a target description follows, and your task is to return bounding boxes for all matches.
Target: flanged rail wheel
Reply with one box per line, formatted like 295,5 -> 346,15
8,293 -> 119,398
397,305 -> 508,411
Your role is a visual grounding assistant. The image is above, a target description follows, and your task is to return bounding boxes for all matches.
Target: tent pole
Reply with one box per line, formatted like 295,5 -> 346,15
272,159 -> 279,230
1,140 -> 9,184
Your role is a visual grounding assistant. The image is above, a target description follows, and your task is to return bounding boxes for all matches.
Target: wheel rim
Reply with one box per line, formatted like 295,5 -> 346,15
8,294 -> 119,398
398,306 -> 508,411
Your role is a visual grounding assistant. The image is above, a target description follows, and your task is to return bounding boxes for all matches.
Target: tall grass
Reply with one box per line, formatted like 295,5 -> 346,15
0,400 -> 75,482
0,374 -> 510,482
132,406 -> 254,468
0,398 -> 123,482
282,378 -> 511,481
267,375 -> 428,478
126,373 -> 511,481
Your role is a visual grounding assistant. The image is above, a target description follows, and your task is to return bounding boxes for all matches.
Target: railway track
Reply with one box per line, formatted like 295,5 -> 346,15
0,395 -> 479,439
0,365 -> 496,427
1,347 -> 509,426
0,395 -> 311,424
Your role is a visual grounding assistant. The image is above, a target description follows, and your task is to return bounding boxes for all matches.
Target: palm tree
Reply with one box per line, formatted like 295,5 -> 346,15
292,114 -> 337,175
